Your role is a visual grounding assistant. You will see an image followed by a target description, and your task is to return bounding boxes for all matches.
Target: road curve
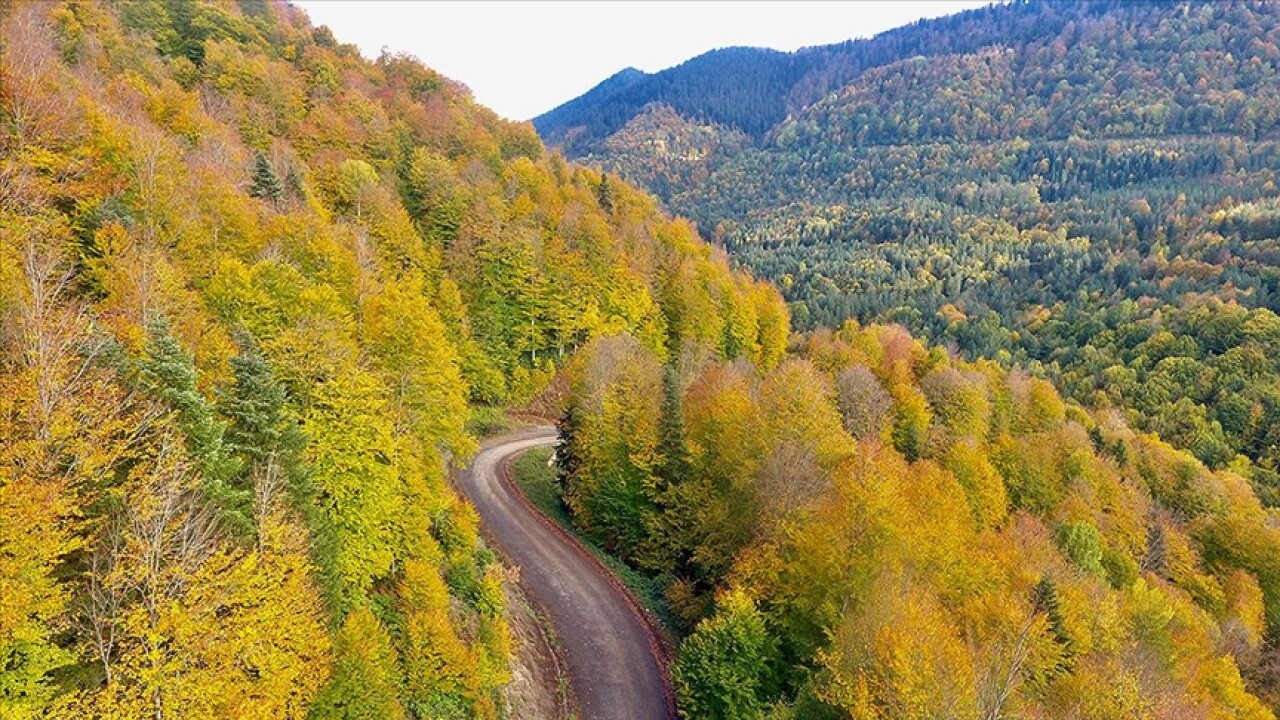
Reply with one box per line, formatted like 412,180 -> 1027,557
455,427 -> 675,720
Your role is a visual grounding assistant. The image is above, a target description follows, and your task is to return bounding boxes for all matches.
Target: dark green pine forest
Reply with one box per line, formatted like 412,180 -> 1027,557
537,0 -> 1280,499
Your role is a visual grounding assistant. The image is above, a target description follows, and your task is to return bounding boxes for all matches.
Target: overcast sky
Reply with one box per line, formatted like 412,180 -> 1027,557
294,1 -> 990,121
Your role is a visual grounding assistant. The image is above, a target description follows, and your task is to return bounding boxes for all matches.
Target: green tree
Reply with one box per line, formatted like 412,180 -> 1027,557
673,590 -> 776,720
217,337 -> 309,536
249,152 -> 283,203
139,318 -> 249,536
656,363 -> 691,488
310,609 -> 406,720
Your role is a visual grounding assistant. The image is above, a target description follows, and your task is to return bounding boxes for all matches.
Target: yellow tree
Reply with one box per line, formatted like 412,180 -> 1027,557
0,227 -> 136,717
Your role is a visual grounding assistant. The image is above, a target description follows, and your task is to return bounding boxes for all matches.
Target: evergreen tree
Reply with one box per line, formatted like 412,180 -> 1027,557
596,173 -> 614,214
285,164 -> 305,204
249,152 -> 283,203
554,399 -> 582,493
138,318 -> 250,536
1032,576 -> 1074,675
217,337 -> 310,513
656,363 -> 691,489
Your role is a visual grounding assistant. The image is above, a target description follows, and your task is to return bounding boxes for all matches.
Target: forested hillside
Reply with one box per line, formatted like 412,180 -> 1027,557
0,1 -> 784,716
538,0 -> 1280,499
555,321 -> 1280,718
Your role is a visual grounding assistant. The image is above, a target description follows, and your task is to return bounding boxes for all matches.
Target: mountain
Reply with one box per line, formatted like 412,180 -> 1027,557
0,1 -> 785,716
537,0 -> 1280,496
533,0 -> 1144,150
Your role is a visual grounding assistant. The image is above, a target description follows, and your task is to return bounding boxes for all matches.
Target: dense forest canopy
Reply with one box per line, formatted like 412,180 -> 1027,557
0,0 -> 784,716
555,320 -> 1280,718
538,0 -> 1280,501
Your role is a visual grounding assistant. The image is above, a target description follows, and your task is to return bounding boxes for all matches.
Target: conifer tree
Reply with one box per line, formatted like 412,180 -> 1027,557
555,399 -> 583,492
596,173 -> 613,213
217,338 -> 309,537
249,152 -> 283,203
656,363 -> 691,489
138,318 -> 250,536
1032,576 -> 1074,674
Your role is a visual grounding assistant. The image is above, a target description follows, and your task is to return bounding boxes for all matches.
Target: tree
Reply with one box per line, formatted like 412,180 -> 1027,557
217,339 -> 308,539
398,560 -> 477,718
816,574 -> 978,719
138,318 -> 249,536
303,368 -> 404,611
835,364 -> 892,441
890,384 -> 932,462
656,363 -> 691,489
673,590 -> 776,720
249,152 -> 283,204
310,609 -> 407,720
1031,576 -> 1074,679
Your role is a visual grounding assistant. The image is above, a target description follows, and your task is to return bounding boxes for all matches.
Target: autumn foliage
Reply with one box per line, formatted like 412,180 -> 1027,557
557,321 -> 1280,718
0,0 -> 783,716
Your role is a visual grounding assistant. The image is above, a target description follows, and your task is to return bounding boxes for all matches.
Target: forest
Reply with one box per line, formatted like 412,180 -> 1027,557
6,0 -> 1280,719
0,0 -> 782,716
553,320 -> 1280,718
539,0 -> 1280,509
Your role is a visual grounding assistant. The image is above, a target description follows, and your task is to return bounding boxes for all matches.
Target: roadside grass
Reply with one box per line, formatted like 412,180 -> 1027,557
467,405 -> 514,439
509,447 -> 680,636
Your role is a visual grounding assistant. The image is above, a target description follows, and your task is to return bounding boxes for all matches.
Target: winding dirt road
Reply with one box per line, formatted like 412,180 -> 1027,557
456,427 -> 675,720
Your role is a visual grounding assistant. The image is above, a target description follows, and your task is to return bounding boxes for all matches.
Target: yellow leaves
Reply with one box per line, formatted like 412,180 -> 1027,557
1221,569 -> 1266,655
1044,656 -> 1155,720
150,514 -> 331,719
0,475 -> 77,641
0,473 -> 77,716
399,559 -> 476,706
1162,522 -> 1227,614
1195,655 -> 1274,720
312,609 -> 407,720
944,439 -> 1009,529
752,280 -> 789,371
304,368 -> 403,608
362,274 -> 473,460
816,572 -> 978,720
123,70 -> 208,143
760,359 -> 854,468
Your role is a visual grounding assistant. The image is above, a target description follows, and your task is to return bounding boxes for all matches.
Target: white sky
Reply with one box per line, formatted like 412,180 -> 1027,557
294,1 -> 991,121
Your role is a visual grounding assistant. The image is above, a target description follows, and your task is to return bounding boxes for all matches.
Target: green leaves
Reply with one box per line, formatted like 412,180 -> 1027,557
139,318 -> 250,536
674,591 -> 776,720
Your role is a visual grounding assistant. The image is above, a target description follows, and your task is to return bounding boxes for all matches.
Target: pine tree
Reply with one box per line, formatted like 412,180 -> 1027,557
138,318 -> 249,536
1032,576 -> 1074,673
218,340 -> 306,482
596,173 -> 613,213
249,152 -> 283,203
217,338 -> 310,539
555,400 -> 582,492
285,164 -> 305,204
656,363 -> 690,489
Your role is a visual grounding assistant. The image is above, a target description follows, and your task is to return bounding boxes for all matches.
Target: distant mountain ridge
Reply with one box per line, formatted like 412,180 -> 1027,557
534,0 -> 1151,152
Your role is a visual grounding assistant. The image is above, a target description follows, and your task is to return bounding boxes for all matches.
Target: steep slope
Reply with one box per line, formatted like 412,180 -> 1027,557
0,1 -> 786,717
538,0 -> 1280,497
